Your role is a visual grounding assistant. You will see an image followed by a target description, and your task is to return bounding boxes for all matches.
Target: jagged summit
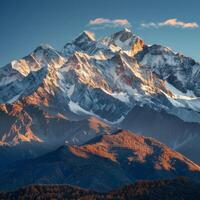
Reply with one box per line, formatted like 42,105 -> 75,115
36,43 -> 54,50
83,30 -> 95,40
123,28 -> 132,32
101,28 -> 144,56
73,31 -> 96,44
111,27 -> 134,37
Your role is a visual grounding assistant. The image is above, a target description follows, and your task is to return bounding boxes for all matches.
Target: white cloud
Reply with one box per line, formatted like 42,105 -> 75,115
89,18 -> 110,25
141,18 -> 199,29
88,18 -> 131,29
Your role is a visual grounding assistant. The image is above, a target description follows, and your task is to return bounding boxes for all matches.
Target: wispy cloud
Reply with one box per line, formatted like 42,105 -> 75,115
141,18 -> 199,29
88,18 -> 131,29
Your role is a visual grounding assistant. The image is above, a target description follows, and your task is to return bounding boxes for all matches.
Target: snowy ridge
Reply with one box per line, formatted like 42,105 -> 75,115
0,28 -> 200,126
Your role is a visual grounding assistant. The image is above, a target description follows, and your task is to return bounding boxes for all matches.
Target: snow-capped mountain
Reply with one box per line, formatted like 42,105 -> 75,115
0,28 -> 200,163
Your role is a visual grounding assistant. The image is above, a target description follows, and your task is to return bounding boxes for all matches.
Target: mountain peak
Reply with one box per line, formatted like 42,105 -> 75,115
122,28 -> 132,32
112,28 -> 134,38
74,31 -> 95,43
100,28 -> 143,56
36,43 -> 54,50
83,31 -> 95,41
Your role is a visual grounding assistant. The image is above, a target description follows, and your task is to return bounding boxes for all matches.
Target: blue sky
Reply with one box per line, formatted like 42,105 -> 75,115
0,0 -> 200,66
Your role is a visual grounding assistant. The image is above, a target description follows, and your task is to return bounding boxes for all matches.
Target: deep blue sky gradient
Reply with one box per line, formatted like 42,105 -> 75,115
0,0 -> 200,66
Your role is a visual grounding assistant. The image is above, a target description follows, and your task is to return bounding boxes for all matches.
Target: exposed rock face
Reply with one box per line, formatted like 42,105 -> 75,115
0,103 -> 111,146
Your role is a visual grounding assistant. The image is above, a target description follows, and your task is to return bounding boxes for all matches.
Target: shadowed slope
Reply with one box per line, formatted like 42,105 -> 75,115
0,177 -> 200,200
0,130 -> 199,192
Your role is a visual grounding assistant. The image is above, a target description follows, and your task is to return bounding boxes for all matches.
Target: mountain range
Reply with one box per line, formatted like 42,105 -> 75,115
0,28 -> 200,194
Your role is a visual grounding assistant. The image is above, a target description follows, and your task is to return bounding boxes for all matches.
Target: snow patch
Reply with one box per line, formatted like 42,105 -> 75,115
68,101 -> 92,115
67,84 -> 75,97
7,93 -> 22,104
166,82 -> 196,100
101,88 -> 130,103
